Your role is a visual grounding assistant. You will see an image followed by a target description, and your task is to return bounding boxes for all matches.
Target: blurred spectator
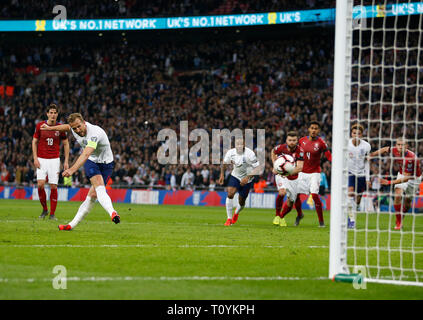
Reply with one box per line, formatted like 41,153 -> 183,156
254,175 -> 267,193
181,167 -> 194,189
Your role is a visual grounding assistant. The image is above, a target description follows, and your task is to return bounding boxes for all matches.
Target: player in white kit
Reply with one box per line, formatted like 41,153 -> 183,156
218,138 -> 261,226
347,124 -> 371,229
41,113 -> 120,230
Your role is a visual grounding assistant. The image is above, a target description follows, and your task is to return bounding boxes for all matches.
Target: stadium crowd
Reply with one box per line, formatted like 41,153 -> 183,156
1,0 -> 337,20
0,31 -> 336,191
1,22 -> 421,192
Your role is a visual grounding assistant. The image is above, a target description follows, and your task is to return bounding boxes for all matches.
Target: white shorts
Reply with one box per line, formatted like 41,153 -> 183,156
275,174 -> 288,191
396,173 -> 421,197
298,172 -> 321,195
284,176 -> 310,202
36,157 -> 60,185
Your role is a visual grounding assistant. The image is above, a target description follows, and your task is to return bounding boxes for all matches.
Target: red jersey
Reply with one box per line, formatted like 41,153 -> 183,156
33,121 -> 67,159
390,147 -> 421,177
273,143 -> 304,180
299,136 -> 329,173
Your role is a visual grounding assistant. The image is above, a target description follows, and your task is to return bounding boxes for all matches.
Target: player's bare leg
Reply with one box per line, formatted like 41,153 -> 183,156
232,195 -> 246,224
49,184 -> 58,220
37,180 -> 49,218
224,187 -> 236,226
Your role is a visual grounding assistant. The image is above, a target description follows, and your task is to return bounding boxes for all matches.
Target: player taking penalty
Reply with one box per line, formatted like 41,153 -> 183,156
32,104 -> 69,220
218,138 -> 261,226
41,113 -> 120,230
369,138 -> 422,230
271,131 -> 305,227
299,121 -> 332,227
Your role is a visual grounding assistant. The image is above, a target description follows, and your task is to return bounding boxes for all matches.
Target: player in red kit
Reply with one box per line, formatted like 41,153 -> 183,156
32,104 -> 69,220
299,121 -> 332,227
369,138 -> 422,230
271,131 -> 305,226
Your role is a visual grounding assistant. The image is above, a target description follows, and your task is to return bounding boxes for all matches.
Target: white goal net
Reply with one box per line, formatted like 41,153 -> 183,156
330,0 -> 423,286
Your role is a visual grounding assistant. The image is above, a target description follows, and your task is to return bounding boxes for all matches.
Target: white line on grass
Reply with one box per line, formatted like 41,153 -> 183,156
0,244 -> 328,249
0,275 -> 328,283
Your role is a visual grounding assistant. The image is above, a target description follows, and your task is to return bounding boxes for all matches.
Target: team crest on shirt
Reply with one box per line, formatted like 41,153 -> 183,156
54,131 -> 59,136
314,143 -> 319,151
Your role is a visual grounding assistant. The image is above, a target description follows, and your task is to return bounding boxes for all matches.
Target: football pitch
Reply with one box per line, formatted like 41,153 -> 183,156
0,199 -> 422,300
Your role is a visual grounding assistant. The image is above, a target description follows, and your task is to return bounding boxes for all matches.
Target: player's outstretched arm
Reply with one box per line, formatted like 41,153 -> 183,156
62,146 -> 94,177
380,175 -> 414,186
368,146 -> 389,159
40,123 -> 71,132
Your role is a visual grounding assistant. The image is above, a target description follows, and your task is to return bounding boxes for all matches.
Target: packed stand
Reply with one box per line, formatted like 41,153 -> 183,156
0,33 -> 336,190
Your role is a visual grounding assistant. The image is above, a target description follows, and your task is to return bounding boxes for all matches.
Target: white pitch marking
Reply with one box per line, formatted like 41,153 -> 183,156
0,275 -> 328,283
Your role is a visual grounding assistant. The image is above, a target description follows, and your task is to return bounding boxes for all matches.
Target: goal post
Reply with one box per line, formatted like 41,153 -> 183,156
329,0 -> 353,279
330,0 -> 423,286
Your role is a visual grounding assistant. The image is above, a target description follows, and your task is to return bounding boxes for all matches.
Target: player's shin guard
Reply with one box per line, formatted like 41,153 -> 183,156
311,193 -> 324,223
50,188 -> 58,215
226,197 -> 233,219
294,197 -> 303,217
95,185 -> 116,217
275,194 -> 284,217
38,187 -> 48,211
69,196 -> 96,229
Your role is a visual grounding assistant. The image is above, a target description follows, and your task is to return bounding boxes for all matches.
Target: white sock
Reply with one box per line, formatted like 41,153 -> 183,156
95,185 -> 115,217
235,203 -> 245,215
348,196 -> 356,222
226,197 -> 233,219
69,196 -> 96,229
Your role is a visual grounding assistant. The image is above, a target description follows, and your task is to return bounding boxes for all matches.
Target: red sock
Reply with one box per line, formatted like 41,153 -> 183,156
312,193 -> 324,223
281,202 -> 293,218
295,196 -> 303,217
394,204 -> 402,225
275,194 -> 284,217
50,188 -> 58,215
38,187 -> 48,211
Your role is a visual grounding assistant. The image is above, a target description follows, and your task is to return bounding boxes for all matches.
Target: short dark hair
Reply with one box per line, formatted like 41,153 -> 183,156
286,131 -> 298,138
309,121 -> 321,128
46,103 -> 59,114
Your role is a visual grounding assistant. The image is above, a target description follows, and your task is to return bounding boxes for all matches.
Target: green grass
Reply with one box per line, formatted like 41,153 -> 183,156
0,199 -> 422,299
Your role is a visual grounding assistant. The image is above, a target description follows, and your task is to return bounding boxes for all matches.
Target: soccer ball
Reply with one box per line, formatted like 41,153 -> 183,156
273,154 -> 295,175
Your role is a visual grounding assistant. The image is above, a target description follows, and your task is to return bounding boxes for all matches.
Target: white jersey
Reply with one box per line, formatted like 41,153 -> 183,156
348,138 -> 371,180
223,147 -> 260,182
71,121 -> 114,164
